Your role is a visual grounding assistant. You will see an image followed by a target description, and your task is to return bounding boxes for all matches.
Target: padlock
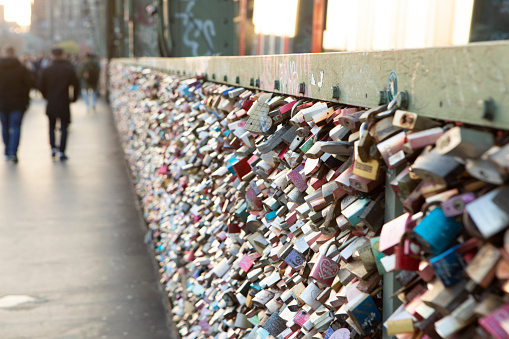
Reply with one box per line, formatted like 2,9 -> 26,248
370,116 -> 402,143
479,303 -> 509,338
349,173 -> 380,193
436,126 -> 495,159
356,122 -> 374,162
413,207 -> 462,255
299,281 -> 323,309
401,181 -> 426,214
405,126 -> 444,151
410,147 -> 463,186
385,318 -> 414,336
466,158 -> 508,185
309,241 -> 341,286
492,186 -> 509,214
441,192 -> 476,217
395,231 -> 421,271
465,243 -> 501,288
244,93 -> 274,135
379,213 -> 410,255
312,107 -> 335,126
262,311 -> 287,336
392,110 -> 442,130
345,292 -> 382,336
329,125 -> 350,141
429,244 -> 465,287
434,296 -> 477,338
352,156 -> 380,181
420,279 -> 468,316
284,249 -> 306,270
336,110 -> 364,132
390,167 -> 421,202
376,131 -> 406,169
484,144 -> 509,173
341,198 -> 371,226
360,194 -> 385,232
465,187 -> 509,239
302,102 -> 329,122
312,309 -> 336,332
320,141 -> 354,156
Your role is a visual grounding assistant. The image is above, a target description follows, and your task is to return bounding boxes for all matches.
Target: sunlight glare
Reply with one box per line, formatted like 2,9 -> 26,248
0,0 -> 32,27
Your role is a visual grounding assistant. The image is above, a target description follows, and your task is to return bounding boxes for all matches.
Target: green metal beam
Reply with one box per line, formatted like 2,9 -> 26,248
114,40 -> 509,130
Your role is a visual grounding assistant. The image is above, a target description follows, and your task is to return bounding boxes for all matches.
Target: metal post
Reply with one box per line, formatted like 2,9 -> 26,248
382,169 -> 404,339
106,0 -> 115,59
239,0 -> 247,56
311,0 -> 325,53
127,0 -> 134,58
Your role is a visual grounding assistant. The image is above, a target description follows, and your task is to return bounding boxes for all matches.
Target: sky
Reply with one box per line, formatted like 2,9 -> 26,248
0,0 -> 32,27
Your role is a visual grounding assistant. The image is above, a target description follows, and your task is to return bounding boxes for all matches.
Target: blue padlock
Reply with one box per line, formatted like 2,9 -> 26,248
413,208 -> 462,255
430,244 -> 464,287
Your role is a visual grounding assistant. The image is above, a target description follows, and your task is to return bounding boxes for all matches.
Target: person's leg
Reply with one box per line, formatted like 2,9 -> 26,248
0,111 -> 10,156
91,88 -> 98,110
59,118 -> 68,159
82,88 -> 90,111
49,116 -> 57,156
7,110 -> 23,160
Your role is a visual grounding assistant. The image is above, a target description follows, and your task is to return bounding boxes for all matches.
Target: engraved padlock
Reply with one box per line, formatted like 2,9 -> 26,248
284,249 -> 306,270
245,93 -> 274,135
310,241 -> 341,286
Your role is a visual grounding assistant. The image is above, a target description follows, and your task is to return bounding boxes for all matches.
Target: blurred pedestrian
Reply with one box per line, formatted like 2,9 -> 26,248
39,48 -> 80,161
77,53 -> 100,112
21,53 -> 38,99
0,46 -> 34,163
35,51 -> 49,73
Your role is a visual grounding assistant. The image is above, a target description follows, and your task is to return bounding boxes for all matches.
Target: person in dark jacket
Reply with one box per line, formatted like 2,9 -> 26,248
77,53 -> 100,112
0,46 -> 33,163
39,48 -> 80,160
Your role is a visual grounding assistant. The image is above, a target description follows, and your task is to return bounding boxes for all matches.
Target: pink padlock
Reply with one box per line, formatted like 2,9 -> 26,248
310,241 -> 340,286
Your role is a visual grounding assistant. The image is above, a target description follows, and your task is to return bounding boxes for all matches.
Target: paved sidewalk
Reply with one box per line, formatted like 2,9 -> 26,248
0,98 -> 172,339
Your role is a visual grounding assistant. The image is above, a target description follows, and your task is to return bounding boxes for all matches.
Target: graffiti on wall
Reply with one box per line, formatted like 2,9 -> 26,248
259,54 -> 314,97
134,2 -> 159,56
175,0 -> 216,56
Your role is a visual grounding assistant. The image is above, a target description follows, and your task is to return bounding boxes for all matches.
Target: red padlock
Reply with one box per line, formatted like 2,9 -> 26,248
395,230 -> 421,271
309,241 -> 340,286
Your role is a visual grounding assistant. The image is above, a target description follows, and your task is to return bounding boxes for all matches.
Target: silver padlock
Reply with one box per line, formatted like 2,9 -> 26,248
436,126 -> 494,159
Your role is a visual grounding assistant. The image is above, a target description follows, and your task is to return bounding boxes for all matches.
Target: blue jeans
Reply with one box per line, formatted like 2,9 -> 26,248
0,110 -> 23,156
82,88 -> 98,109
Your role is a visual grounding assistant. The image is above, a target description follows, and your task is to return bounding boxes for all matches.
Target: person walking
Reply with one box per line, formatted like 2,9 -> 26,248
35,51 -> 50,73
39,48 -> 80,161
0,46 -> 34,163
77,53 -> 100,112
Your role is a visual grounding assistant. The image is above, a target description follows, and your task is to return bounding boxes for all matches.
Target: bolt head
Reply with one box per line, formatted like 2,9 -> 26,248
478,98 -> 495,120
396,91 -> 409,109
332,86 -> 340,99
274,80 -> 280,90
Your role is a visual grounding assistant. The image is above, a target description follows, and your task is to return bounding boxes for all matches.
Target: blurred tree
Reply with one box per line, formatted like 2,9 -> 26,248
57,40 -> 80,55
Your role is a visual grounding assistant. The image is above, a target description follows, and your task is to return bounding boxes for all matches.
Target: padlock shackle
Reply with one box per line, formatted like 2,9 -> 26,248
290,99 -> 306,118
321,240 -> 341,261
462,209 -> 485,240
